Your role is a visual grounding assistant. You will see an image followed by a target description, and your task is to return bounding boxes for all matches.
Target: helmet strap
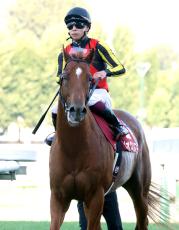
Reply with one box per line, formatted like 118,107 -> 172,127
66,32 -> 72,41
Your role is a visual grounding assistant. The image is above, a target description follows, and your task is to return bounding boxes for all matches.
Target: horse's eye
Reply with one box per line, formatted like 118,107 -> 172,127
59,73 -> 69,87
61,73 -> 69,81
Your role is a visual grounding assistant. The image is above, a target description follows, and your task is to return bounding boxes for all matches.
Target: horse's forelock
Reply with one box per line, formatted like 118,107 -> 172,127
71,51 -> 86,60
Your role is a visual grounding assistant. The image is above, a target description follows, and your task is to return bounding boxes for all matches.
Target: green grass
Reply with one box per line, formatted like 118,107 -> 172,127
0,221 -> 178,230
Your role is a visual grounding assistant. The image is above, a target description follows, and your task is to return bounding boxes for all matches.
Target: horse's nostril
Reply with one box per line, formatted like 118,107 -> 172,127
82,107 -> 87,114
69,106 -> 86,114
69,106 -> 75,113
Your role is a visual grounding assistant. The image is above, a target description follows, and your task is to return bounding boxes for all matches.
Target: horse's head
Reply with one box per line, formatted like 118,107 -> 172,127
59,47 -> 94,127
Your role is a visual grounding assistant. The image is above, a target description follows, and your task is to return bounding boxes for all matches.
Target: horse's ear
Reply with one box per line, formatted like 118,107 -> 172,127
62,46 -> 70,62
85,48 -> 94,64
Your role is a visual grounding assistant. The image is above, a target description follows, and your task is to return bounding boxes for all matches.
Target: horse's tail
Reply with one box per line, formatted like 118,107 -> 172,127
148,182 -> 174,229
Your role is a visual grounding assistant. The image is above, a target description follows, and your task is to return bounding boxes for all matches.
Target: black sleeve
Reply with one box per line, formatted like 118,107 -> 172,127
57,52 -> 63,76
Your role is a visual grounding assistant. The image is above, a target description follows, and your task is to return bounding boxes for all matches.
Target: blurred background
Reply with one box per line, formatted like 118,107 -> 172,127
0,0 -> 179,227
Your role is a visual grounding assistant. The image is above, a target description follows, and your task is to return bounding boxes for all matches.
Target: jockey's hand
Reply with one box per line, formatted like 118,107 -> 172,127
93,71 -> 107,81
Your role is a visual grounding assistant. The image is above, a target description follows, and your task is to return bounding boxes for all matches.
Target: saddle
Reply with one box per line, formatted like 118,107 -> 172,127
92,113 -> 138,154
92,113 -> 139,185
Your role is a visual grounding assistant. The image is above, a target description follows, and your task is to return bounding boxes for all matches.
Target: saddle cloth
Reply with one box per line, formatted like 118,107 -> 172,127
92,113 -> 139,154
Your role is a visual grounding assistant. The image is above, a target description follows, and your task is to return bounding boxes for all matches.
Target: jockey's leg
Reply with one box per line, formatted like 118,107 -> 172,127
45,112 -> 57,146
52,113 -> 57,129
90,101 -> 128,140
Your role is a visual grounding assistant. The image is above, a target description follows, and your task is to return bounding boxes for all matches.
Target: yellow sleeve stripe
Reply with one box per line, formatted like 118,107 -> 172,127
97,42 -> 125,77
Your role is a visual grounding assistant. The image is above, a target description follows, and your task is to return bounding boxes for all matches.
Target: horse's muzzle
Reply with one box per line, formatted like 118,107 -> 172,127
67,105 -> 87,126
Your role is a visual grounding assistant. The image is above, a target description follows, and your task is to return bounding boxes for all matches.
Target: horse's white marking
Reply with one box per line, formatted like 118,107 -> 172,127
76,67 -> 82,79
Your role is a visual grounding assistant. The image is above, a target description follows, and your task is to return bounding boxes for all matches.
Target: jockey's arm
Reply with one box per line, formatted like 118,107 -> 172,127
96,41 -> 126,77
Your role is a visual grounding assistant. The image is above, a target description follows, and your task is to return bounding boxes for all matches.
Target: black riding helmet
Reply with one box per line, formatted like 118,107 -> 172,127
64,7 -> 91,28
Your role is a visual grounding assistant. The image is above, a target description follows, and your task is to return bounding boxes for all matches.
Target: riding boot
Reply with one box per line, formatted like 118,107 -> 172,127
100,108 -> 129,140
44,113 -> 57,146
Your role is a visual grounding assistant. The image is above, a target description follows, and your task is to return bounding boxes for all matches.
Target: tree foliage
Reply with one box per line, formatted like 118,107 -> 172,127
109,26 -> 139,115
0,0 -> 179,132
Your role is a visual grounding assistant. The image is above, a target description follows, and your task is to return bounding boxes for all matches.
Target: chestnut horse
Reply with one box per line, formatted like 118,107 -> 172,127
49,49 -> 166,230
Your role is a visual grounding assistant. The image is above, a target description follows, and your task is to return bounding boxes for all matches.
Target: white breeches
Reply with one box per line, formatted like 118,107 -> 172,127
87,89 -> 112,108
51,89 -> 112,114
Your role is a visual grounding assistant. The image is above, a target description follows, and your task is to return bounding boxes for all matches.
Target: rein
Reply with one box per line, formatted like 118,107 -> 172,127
32,89 -> 59,134
86,77 -> 100,103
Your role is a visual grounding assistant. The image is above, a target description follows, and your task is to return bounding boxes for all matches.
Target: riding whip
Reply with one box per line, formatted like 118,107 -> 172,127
32,89 -> 59,134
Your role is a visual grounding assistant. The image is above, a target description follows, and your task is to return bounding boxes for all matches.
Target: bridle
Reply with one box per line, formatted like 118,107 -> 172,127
32,57 -> 99,134
58,58 -> 99,113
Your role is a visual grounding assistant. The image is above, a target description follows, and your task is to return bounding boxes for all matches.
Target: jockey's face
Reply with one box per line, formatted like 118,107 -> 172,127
68,24 -> 89,41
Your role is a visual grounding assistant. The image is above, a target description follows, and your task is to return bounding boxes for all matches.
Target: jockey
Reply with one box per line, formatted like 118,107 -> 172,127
45,6 -> 128,146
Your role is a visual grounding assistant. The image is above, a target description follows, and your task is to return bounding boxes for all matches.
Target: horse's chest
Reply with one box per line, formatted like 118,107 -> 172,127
60,170 -> 100,199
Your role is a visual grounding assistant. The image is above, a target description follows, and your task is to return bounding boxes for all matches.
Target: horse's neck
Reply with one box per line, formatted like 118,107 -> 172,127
57,106 -> 93,150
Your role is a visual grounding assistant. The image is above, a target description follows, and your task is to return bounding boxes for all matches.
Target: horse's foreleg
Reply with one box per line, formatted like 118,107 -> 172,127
50,190 -> 70,230
85,188 -> 104,230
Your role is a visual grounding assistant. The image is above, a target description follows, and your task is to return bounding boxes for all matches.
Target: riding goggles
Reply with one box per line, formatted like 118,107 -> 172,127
67,21 -> 86,30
